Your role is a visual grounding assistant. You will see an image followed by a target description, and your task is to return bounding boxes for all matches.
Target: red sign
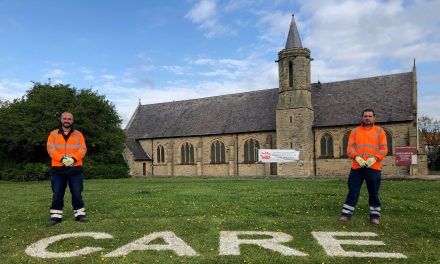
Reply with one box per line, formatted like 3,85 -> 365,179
395,146 -> 417,166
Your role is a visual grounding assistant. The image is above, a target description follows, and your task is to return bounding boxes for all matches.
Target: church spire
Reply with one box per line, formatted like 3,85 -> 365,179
285,14 -> 302,49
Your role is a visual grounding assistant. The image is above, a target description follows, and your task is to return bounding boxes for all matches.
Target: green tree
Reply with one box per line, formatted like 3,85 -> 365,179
0,97 -> 9,107
0,83 -> 128,180
418,115 -> 440,170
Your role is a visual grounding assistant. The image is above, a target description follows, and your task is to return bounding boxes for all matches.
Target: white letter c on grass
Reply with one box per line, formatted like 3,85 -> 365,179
25,232 -> 113,258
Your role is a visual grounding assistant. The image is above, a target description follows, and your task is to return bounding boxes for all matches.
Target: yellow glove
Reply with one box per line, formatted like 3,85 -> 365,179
365,157 -> 377,168
354,156 -> 366,167
62,157 -> 75,167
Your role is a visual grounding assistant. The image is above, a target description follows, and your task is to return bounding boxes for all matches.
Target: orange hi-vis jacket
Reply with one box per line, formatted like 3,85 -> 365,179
347,125 -> 388,170
47,128 -> 87,167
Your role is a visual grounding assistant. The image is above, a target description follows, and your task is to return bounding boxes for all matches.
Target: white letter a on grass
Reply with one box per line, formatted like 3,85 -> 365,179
219,231 -> 307,256
105,231 -> 199,257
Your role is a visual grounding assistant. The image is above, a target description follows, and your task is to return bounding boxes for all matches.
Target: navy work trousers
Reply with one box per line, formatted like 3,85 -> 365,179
50,172 -> 84,212
342,168 -> 381,219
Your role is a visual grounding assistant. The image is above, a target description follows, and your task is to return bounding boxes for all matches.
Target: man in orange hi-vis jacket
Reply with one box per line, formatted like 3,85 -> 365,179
338,108 -> 388,225
46,112 -> 87,227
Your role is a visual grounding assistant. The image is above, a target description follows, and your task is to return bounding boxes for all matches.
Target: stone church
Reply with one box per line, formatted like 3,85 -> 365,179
123,15 -> 427,177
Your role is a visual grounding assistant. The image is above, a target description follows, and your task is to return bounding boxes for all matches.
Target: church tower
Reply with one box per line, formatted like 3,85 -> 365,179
276,15 -> 314,176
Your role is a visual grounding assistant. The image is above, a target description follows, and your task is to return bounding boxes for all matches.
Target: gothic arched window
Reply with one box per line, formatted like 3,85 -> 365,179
180,142 -> 194,165
288,61 -> 293,87
385,130 -> 393,155
211,140 -> 225,164
341,132 -> 350,157
156,145 -> 165,163
244,139 -> 260,163
320,133 -> 334,157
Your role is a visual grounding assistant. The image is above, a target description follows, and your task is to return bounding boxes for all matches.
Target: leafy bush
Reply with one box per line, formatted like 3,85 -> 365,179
0,163 -> 50,181
83,163 -> 129,179
0,166 -> 23,181
22,163 -> 51,181
0,162 -> 129,181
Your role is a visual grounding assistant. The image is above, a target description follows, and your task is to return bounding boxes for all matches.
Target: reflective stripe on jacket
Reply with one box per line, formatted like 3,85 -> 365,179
347,125 -> 388,170
47,129 -> 87,167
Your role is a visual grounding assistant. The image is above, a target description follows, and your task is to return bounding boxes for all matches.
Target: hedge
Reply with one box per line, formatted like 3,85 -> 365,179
0,162 -> 129,181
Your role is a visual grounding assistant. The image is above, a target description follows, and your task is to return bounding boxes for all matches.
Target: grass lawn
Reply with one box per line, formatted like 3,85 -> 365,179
1,177 -> 439,263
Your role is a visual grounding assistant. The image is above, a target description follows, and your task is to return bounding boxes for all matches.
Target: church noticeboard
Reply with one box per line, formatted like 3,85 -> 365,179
395,146 -> 417,166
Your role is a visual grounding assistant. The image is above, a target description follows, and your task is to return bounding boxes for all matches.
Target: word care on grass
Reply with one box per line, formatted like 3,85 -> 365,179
25,231 -> 407,259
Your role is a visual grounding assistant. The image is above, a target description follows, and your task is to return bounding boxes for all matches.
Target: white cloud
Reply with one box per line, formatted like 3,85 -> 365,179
192,58 -> 248,68
78,67 -> 93,75
224,0 -> 256,12
4,0 -> 437,126
121,78 -> 136,84
185,0 -> 216,23
42,69 -> 66,79
419,91 -> 440,121
89,52 -> 279,127
0,79 -> 33,101
101,74 -> 116,81
256,10 -> 294,47
298,0 -> 440,81
191,58 -> 215,65
392,43 -> 440,64
162,65 -> 186,75
78,67 -> 96,81
185,0 -> 235,37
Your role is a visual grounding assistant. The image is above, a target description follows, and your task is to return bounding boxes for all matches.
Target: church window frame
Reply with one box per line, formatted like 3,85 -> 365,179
244,138 -> 260,163
180,142 -> 195,165
384,129 -> 393,155
211,140 -> 226,164
341,131 -> 350,158
320,133 -> 334,158
156,144 -> 165,164
288,61 -> 293,87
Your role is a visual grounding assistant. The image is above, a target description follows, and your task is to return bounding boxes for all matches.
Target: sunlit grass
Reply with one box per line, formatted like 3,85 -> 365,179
1,178 -> 439,263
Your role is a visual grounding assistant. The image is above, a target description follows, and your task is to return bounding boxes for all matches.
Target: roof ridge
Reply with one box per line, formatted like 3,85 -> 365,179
140,88 -> 278,107
312,71 -> 412,86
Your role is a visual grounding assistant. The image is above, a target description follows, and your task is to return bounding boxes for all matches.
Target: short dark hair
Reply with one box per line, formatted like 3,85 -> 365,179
362,108 -> 375,116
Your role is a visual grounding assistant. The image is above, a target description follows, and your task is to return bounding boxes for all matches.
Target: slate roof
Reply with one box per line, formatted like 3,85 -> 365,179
126,89 -> 278,139
125,71 -> 414,139
125,138 -> 151,160
312,71 -> 414,127
285,15 -> 303,48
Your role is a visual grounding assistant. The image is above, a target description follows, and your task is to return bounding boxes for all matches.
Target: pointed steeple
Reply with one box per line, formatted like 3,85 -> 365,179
285,14 -> 302,49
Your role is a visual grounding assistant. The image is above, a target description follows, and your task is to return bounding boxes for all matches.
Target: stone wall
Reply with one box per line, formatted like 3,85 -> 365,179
130,132 -> 275,177
122,147 -> 151,177
125,122 -> 428,177
276,108 -> 314,177
314,122 -> 427,176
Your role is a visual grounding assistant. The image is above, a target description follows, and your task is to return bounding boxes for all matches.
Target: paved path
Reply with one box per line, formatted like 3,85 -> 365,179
382,174 -> 440,180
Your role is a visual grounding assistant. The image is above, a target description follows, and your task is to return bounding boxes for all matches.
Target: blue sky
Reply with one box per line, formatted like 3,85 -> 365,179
1,0 -> 439,127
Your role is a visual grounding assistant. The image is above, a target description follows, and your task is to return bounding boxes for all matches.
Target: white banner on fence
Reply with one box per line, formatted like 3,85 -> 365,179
258,149 -> 300,163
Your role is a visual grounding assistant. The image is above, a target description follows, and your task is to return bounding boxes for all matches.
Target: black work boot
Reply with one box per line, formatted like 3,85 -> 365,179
370,218 -> 380,225
75,216 -> 89,223
47,219 -> 62,227
338,215 -> 351,222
